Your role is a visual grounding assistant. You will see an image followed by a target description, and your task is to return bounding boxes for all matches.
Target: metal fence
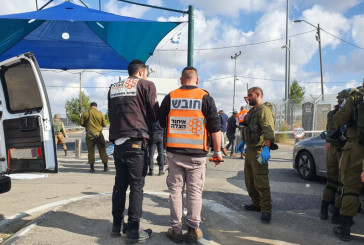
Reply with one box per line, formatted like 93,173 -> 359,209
270,93 -> 338,135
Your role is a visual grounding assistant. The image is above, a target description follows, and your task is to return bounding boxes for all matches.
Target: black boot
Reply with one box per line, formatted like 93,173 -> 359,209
331,207 -> 341,224
319,201 -> 329,220
333,215 -> 352,242
90,164 -> 95,173
103,163 -> 108,172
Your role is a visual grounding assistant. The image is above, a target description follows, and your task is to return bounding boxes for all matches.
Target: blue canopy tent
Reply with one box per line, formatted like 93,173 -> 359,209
0,1 -> 180,70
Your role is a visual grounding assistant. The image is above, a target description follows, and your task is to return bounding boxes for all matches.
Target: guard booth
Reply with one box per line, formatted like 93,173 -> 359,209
302,102 -> 314,133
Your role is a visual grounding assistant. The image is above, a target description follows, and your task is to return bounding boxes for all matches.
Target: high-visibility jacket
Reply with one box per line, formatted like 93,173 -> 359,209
238,109 -> 249,124
166,88 -> 208,151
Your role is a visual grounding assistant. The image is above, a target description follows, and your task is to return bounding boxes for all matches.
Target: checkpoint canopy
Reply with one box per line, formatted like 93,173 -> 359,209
0,2 -> 181,70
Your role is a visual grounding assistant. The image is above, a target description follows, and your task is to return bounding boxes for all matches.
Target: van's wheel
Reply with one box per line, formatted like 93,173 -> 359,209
0,176 -> 11,194
296,151 -> 316,180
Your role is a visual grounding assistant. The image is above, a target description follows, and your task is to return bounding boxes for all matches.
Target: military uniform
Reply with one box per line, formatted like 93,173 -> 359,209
80,108 -> 108,172
242,103 -> 275,216
333,88 -> 364,241
53,114 -> 67,155
320,109 -> 345,221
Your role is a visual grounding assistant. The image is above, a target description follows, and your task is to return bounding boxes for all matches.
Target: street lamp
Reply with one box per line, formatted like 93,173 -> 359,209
294,19 -> 324,101
236,78 -> 248,99
231,51 -> 242,112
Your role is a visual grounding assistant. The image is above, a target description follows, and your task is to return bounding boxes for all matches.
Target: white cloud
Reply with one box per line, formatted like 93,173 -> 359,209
352,14 -> 364,47
181,0 -> 268,17
104,0 -> 162,18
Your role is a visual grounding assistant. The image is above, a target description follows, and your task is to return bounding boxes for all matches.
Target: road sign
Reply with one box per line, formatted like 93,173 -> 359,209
293,127 -> 305,138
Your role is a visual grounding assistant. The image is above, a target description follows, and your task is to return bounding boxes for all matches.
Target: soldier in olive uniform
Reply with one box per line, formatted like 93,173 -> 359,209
80,102 -> 108,172
319,89 -> 352,223
53,114 -> 67,156
333,83 -> 364,241
242,87 -> 275,222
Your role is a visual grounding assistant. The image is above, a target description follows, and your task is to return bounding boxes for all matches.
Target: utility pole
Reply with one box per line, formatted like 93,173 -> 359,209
231,51 -> 241,113
317,24 -> 324,101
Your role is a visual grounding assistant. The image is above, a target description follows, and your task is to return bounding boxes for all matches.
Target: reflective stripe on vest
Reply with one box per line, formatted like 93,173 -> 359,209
166,88 -> 208,151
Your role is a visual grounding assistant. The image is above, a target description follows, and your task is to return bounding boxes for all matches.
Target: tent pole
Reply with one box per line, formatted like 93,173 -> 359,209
117,0 -> 193,66
39,0 -> 54,10
79,0 -> 89,8
36,0 -> 38,10
99,0 -> 101,10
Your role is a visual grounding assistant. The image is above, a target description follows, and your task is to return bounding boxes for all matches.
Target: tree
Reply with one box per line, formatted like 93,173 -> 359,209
290,79 -> 305,104
65,91 -> 90,125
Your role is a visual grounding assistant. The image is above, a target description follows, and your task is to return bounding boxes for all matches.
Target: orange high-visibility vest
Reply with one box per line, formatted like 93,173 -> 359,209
238,109 -> 249,124
166,88 -> 208,151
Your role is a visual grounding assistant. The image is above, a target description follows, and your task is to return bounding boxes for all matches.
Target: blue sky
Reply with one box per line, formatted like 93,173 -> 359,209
1,0 -> 364,115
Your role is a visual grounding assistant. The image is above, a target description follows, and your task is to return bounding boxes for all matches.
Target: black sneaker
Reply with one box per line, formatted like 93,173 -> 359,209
126,228 -> 152,243
261,212 -> 271,222
111,220 -> 128,238
147,171 -> 153,176
244,204 -> 261,212
159,170 -> 165,176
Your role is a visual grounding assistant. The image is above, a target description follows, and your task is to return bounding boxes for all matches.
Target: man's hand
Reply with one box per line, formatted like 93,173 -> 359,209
361,171 -> 364,183
210,153 -> 224,167
258,146 -> 270,164
325,143 -> 330,151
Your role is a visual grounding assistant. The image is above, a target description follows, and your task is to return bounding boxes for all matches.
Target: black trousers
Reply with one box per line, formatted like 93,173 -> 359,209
148,133 -> 165,171
112,139 -> 148,230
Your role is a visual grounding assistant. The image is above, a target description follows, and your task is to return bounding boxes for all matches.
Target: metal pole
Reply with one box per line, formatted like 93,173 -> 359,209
317,24 -> 324,101
284,0 -> 289,125
36,0 -> 38,10
284,0 -> 289,101
187,5 -> 194,66
231,51 -> 241,112
288,39 -> 291,98
99,0 -> 101,10
79,72 -> 82,115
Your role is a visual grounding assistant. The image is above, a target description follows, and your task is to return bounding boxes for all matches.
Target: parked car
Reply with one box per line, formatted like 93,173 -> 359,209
0,52 -> 57,194
293,132 -> 327,180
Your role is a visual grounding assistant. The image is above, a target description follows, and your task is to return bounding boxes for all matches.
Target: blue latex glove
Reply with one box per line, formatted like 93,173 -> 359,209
258,146 -> 270,164
236,141 -> 245,153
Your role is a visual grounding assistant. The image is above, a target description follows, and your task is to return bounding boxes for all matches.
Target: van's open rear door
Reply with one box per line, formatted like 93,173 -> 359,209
0,53 -> 57,174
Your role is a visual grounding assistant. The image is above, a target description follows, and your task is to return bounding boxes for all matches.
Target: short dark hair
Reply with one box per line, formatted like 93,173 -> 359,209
181,66 -> 198,80
248,87 -> 263,97
90,102 -> 97,107
128,59 -> 147,76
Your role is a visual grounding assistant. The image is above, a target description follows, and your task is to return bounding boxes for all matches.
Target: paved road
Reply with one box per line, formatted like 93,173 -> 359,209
0,135 -> 363,244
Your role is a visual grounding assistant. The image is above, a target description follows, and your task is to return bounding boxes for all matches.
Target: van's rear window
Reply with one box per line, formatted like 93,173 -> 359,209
2,62 -> 43,113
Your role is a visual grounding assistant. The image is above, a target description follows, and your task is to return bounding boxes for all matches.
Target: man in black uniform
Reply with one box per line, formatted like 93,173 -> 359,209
108,59 -> 159,243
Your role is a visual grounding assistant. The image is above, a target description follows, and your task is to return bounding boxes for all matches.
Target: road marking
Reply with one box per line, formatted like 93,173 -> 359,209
237,236 -> 300,245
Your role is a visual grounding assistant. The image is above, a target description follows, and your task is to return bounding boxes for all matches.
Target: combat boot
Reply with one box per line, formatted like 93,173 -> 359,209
184,226 -> 203,244
331,207 -> 341,224
319,200 -> 329,220
103,163 -> 108,172
333,215 -> 352,242
126,228 -> 152,243
90,164 -> 95,173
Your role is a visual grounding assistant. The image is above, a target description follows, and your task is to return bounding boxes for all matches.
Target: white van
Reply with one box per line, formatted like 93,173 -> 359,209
0,53 -> 57,194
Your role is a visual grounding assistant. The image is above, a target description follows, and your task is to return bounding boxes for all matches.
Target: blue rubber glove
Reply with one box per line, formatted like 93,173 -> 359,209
258,146 -> 270,164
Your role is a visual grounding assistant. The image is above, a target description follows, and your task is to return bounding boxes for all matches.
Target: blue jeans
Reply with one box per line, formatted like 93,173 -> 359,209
148,133 -> 165,171
226,134 -> 236,154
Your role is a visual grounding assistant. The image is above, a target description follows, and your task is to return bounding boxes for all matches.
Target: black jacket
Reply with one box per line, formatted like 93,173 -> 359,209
108,77 -> 159,142
227,116 -> 238,136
